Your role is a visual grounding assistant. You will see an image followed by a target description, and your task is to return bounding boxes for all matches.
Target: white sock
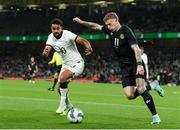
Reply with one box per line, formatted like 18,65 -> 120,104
66,92 -> 73,108
60,88 -> 68,97
59,88 -> 68,110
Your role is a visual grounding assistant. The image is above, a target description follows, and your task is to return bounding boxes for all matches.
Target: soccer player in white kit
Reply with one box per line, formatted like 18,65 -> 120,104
42,18 -> 93,115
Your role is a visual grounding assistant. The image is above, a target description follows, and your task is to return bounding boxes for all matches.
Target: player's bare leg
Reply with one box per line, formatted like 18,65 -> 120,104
123,77 -> 161,124
123,86 -> 137,100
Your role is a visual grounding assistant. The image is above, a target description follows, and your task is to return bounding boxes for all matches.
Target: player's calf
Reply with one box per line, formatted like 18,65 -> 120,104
124,86 -> 139,100
141,90 -> 157,116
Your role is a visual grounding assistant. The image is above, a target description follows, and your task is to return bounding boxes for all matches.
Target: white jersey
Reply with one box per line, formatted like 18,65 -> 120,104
46,30 -> 83,65
141,53 -> 149,80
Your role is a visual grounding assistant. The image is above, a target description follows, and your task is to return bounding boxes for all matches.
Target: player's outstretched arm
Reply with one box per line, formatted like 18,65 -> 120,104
73,17 -> 103,31
75,36 -> 93,55
42,45 -> 52,57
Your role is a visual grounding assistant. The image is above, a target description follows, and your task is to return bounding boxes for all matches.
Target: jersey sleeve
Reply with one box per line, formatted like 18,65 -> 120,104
65,30 -> 78,42
46,34 -> 54,46
102,26 -> 111,35
123,25 -> 138,45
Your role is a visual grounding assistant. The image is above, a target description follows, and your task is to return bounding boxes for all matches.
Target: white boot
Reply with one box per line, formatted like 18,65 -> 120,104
150,80 -> 165,97
151,114 -> 161,124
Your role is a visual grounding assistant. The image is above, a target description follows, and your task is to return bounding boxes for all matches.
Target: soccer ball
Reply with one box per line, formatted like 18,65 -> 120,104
67,108 -> 84,123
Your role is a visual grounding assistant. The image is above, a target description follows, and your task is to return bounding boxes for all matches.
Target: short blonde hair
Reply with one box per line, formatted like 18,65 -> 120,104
103,12 -> 119,22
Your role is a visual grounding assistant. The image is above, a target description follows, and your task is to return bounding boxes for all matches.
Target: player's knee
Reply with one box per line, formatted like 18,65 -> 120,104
125,94 -> 135,100
59,75 -> 66,83
137,87 -> 146,94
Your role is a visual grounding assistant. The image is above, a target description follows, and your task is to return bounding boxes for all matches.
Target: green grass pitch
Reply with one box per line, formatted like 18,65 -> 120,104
0,80 -> 180,129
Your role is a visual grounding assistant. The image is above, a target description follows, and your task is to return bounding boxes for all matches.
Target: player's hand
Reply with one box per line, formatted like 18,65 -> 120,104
73,17 -> 82,24
42,50 -> 48,57
85,46 -> 93,56
136,65 -> 144,75
42,46 -> 51,57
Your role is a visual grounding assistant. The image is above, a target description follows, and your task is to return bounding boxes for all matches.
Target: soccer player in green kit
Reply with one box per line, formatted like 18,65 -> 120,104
73,12 -> 164,124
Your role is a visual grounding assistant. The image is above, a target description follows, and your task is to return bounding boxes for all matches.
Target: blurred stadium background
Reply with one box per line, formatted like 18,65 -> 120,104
0,0 -> 180,85
0,0 -> 180,129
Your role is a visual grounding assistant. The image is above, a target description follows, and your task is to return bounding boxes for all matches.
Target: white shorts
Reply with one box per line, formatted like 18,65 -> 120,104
59,60 -> 84,79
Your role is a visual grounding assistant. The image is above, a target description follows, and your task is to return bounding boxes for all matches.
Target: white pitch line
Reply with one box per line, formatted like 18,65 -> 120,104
172,92 -> 179,95
0,96 -> 180,111
72,91 -> 124,97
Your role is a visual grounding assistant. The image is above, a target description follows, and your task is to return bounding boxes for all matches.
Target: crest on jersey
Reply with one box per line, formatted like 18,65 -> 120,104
120,34 -> 124,39
54,45 -> 61,52
54,45 -> 66,54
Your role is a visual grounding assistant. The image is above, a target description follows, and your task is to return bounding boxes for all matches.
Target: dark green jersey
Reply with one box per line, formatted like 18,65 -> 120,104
102,25 -> 137,65
28,61 -> 37,72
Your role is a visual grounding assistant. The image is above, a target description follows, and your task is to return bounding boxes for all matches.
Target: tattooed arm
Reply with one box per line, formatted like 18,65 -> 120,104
131,44 -> 142,66
73,17 -> 103,31
131,44 -> 146,93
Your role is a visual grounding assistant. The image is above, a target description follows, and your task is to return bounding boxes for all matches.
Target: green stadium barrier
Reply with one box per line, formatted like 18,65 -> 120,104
0,32 -> 180,41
